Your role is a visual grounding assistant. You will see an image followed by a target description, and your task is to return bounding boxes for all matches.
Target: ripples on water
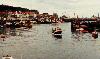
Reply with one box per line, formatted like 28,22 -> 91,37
0,23 -> 100,59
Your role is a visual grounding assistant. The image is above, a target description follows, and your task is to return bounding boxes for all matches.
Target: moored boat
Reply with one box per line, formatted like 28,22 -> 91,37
76,28 -> 88,33
2,55 -> 14,59
92,30 -> 98,38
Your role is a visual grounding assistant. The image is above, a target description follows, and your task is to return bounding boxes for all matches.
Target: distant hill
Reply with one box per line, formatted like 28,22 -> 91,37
0,4 -> 39,14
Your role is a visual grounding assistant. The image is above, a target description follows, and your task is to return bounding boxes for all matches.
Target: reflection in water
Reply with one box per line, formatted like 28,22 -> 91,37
0,23 -> 100,59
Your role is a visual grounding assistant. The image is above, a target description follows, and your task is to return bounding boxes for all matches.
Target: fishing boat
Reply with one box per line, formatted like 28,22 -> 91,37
52,27 -> 62,38
92,30 -> 98,38
2,55 -> 14,59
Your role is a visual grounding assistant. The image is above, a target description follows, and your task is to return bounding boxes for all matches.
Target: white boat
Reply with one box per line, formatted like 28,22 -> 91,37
52,27 -> 62,38
2,55 -> 14,59
52,33 -> 62,36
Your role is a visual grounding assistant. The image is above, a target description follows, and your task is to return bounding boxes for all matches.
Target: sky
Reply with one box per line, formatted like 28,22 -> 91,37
0,0 -> 100,17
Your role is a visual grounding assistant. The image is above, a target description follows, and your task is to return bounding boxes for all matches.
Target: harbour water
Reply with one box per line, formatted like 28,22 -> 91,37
0,23 -> 100,59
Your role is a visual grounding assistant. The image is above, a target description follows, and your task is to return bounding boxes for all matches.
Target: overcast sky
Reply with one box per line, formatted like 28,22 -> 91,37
0,0 -> 100,17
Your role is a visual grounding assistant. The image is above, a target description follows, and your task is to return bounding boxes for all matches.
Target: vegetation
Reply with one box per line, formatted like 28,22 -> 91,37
0,4 -> 39,13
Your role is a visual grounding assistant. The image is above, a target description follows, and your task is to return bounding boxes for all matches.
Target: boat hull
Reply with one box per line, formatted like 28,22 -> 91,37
92,33 -> 98,38
52,33 -> 62,38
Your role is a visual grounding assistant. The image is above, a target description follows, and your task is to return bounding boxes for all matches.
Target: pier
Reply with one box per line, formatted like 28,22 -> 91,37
71,18 -> 100,33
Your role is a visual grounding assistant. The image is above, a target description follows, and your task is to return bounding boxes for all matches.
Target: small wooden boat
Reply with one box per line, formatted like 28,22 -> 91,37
92,31 -> 98,38
23,27 -> 29,31
52,27 -> 62,38
76,28 -> 88,33
0,34 -> 6,38
2,55 -> 14,59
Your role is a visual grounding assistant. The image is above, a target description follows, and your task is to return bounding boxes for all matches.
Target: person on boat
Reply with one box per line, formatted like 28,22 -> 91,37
52,27 -> 56,33
54,27 -> 62,34
57,27 -> 61,30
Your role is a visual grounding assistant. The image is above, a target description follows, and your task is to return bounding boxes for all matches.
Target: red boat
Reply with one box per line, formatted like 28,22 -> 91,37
92,31 -> 98,38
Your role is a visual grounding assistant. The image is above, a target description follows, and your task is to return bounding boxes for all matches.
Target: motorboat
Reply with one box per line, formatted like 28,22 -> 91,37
52,27 -> 62,38
2,55 -> 14,59
92,31 -> 98,38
